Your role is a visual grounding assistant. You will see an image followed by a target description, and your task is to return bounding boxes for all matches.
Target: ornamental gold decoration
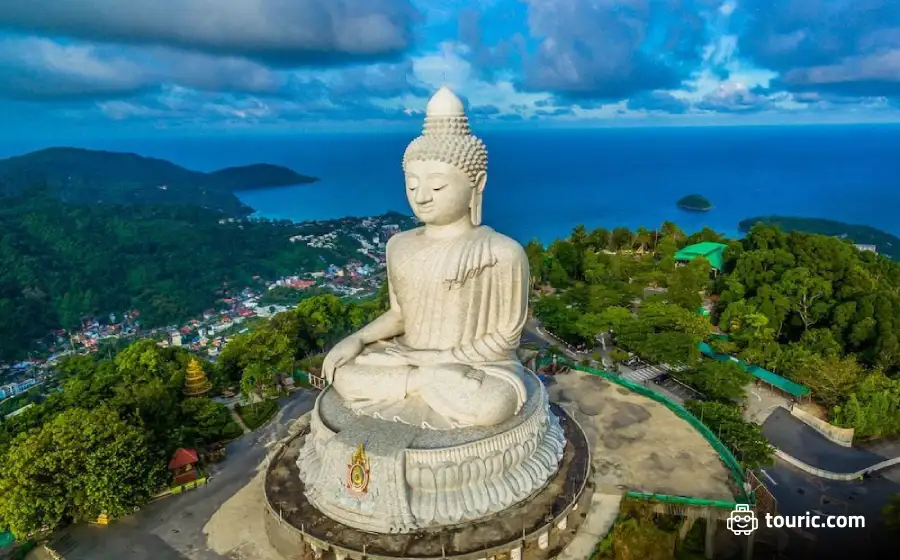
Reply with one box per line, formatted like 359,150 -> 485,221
346,442 -> 371,494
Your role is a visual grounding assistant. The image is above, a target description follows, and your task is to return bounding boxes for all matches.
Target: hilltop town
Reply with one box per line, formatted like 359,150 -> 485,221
0,213 -> 415,413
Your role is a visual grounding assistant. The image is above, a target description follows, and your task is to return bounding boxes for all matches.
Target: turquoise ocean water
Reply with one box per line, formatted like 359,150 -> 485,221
3,125 -> 899,244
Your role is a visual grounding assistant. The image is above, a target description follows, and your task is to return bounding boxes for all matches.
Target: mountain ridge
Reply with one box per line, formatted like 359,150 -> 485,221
0,147 -> 318,216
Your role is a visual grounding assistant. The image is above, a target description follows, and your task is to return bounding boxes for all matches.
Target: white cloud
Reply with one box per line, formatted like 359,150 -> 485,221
409,41 -> 549,118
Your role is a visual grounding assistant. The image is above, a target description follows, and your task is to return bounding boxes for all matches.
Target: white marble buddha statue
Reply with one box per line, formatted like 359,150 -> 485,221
323,86 -> 530,430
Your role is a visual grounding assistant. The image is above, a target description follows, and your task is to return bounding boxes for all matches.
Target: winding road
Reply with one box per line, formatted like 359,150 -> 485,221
763,407 -> 889,473
41,391 -> 316,560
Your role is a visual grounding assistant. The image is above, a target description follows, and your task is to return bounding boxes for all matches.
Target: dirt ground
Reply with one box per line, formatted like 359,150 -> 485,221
548,370 -> 735,501
204,468 -> 282,560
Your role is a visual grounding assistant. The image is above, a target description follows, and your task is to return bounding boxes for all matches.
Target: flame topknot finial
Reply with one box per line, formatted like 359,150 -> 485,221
426,86 -> 466,118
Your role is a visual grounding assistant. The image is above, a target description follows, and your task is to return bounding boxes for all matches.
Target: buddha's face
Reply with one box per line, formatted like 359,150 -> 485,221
405,160 -> 480,226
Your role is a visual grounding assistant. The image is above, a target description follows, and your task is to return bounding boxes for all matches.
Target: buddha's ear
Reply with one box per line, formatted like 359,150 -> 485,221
473,170 -> 487,194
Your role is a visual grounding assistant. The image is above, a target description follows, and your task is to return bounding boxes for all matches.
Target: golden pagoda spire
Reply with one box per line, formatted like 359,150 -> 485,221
184,357 -> 212,397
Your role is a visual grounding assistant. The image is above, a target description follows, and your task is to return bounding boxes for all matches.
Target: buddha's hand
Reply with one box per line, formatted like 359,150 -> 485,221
438,363 -> 485,392
323,335 -> 365,384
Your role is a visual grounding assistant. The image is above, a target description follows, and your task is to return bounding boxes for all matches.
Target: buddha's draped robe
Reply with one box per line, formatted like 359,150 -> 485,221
332,226 -> 529,429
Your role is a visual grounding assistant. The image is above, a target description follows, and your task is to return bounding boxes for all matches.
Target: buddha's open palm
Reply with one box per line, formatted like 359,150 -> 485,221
323,335 -> 365,383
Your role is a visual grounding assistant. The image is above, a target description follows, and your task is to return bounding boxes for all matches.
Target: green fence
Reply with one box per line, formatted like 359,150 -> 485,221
537,354 -> 753,508
0,530 -> 13,548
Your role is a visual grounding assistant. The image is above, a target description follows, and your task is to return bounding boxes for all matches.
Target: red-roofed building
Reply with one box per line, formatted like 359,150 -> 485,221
168,448 -> 200,485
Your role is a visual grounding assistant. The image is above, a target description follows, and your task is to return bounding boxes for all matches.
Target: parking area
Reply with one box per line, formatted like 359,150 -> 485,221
655,376 -> 704,402
620,357 -> 667,384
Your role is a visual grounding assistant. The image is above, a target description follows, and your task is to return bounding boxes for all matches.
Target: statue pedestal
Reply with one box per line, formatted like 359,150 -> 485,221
296,369 -> 566,533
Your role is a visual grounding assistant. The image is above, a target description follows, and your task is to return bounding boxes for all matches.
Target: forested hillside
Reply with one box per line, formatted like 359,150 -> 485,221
0,194 -> 357,360
528,222 -> 900,439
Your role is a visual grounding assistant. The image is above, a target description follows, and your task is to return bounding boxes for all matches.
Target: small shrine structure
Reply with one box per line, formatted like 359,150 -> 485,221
183,357 -> 212,397
168,448 -> 200,485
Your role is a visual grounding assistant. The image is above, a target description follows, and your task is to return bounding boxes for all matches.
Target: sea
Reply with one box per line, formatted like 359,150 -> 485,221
4,124 -> 900,245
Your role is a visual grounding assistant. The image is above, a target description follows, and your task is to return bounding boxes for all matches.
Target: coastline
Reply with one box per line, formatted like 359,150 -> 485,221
677,204 -> 715,212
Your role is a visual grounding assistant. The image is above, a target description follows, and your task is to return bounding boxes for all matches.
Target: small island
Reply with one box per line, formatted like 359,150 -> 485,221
739,215 -> 899,261
677,194 -> 713,212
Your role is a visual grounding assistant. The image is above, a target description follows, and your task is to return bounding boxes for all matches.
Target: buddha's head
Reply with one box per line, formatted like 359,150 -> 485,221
402,87 -> 488,227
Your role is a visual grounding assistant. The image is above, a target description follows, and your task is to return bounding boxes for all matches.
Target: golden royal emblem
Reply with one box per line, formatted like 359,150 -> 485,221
346,442 -> 371,494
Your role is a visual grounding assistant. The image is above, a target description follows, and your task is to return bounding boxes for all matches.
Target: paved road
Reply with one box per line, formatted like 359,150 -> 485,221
523,318 -> 587,361
762,407 -> 886,473
760,457 -> 900,556
45,391 -> 316,560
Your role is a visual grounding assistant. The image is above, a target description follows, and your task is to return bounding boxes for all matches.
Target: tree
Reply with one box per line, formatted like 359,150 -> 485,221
0,407 -> 166,537
549,240 -> 581,281
524,240 -> 546,287
685,401 -> 773,470
778,267 -> 833,331
241,362 -> 278,404
609,349 -> 630,366
179,398 -> 243,445
832,372 -> 900,438
609,302 -> 709,367
667,258 -> 710,311
610,227 -> 632,251
793,355 -> 866,409
681,361 -> 752,403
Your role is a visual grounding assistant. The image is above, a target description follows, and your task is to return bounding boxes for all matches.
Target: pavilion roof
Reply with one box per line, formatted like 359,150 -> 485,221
168,447 -> 199,470
674,242 -> 728,271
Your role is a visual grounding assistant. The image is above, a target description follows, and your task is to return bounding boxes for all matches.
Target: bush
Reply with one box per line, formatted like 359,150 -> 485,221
236,400 -> 279,430
685,400 -> 773,470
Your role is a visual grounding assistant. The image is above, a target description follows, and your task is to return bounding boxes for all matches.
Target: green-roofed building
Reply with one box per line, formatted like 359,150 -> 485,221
675,242 -> 728,275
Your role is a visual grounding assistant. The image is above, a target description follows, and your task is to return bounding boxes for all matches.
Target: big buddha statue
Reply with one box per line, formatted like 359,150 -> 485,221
297,87 -> 565,534
322,86 -> 528,430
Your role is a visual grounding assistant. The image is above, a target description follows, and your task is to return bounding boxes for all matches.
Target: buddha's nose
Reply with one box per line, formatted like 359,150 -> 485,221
414,188 -> 432,204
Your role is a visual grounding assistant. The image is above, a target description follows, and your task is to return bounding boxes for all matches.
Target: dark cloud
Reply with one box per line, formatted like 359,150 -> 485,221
515,0 -> 716,100
0,0 -> 419,66
0,35 -> 428,105
738,0 -> 900,97
0,37 -> 290,101
0,37 -> 156,100
626,91 -> 690,113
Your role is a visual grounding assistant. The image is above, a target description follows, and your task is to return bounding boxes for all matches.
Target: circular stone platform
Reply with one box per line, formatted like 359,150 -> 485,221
264,404 -> 591,560
295,371 -> 568,534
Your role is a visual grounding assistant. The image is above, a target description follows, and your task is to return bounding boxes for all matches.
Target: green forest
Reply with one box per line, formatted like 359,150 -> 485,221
0,293 -> 386,538
738,216 -> 900,261
0,341 -> 240,537
0,194 -> 367,360
528,221 -> 900,444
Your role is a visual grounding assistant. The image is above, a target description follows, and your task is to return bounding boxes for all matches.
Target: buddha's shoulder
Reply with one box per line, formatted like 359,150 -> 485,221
385,227 -> 423,252
484,229 -> 527,262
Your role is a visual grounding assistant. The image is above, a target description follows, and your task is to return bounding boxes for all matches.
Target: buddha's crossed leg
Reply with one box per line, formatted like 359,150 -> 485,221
331,357 -> 518,428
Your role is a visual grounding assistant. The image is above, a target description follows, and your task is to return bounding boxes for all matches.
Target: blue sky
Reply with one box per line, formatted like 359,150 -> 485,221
2,0 -> 900,137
